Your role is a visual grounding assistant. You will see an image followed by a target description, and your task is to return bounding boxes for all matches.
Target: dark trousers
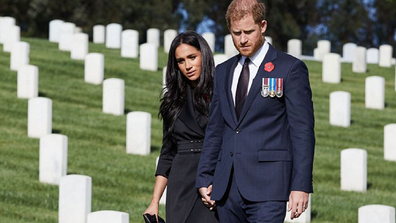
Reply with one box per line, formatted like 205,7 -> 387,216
216,171 -> 286,223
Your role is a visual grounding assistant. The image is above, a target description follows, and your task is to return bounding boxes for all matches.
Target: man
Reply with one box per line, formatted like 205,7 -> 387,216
196,0 -> 315,222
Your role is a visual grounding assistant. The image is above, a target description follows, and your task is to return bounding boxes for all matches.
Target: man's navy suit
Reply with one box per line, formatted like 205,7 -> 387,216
196,43 -> 315,203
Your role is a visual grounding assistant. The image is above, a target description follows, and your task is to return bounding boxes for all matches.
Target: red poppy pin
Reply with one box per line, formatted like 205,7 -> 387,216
264,62 -> 274,72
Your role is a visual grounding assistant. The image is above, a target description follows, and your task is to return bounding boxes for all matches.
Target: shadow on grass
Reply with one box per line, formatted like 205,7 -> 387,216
52,129 -> 61,134
124,108 -> 133,114
151,146 -> 161,153
38,92 -> 47,97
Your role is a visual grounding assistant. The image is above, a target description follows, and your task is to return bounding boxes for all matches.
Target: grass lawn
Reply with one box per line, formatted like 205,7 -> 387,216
0,37 -> 395,223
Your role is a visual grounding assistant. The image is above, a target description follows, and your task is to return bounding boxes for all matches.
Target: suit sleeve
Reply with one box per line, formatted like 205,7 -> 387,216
195,68 -> 225,188
155,125 -> 177,178
284,59 -> 315,193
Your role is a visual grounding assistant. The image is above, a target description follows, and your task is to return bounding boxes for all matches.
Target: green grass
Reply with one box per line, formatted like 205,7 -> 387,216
0,37 -> 395,223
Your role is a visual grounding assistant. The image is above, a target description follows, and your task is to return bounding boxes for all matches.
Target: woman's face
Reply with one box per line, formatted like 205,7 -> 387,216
175,43 -> 202,87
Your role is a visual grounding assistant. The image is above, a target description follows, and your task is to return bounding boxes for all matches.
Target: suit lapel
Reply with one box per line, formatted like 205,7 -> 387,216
224,56 -> 240,126
237,44 -> 278,124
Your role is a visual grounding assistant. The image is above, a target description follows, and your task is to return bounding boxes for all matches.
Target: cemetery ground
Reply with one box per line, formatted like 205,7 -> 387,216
0,37 -> 395,223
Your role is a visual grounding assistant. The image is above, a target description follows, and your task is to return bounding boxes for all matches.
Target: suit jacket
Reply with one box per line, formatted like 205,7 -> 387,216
196,44 -> 315,202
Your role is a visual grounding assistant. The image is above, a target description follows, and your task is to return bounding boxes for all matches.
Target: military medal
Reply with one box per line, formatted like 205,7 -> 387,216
276,78 -> 283,98
261,78 -> 269,97
269,78 -> 276,98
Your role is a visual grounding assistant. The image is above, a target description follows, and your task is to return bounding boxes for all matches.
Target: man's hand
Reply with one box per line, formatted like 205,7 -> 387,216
199,185 -> 216,210
288,191 -> 309,220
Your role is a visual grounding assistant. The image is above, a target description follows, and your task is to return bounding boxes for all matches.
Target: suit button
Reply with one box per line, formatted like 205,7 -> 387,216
230,152 -> 233,157
235,129 -> 240,134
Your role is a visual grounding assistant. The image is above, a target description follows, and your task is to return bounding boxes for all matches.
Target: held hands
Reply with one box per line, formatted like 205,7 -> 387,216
288,191 -> 309,220
199,185 -> 216,210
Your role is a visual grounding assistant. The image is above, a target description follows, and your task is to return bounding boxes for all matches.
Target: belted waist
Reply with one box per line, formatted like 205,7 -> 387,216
177,140 -> 203,153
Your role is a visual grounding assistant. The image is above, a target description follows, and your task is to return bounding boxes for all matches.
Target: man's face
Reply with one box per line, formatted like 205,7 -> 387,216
230,14 -> 267,57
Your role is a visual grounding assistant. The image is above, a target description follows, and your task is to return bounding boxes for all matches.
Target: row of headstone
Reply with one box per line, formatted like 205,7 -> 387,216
341,148 -> 367,192
0,16 -> 16,45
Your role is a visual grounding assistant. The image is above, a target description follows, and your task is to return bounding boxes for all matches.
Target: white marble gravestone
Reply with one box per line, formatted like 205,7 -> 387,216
121,29 -> 139,58
384,124 -> 396,162
163,66 -> 167,87
358,205 -> 395,223
10,41 -> 30,71
287,39 -> 302,59
59,22 -> 76,51
87,211 -> 129,223
126,111 -> 151,155
225,34 -> 238,58
365,76 -> 385,110
156,156 -> 167,205
315,40 -> 331,61
93,25 -> 105,44
49,19 -> 64,43
0,16 -> 15,44
39,134 -> 68,185
214,54 -> 229,66
71,33 -> 89,60
106,23 -> 122,49
103,78 -> 124,116
147,28 -> 160,48
164,29 -> 177,53
322,53 -> 341,83
330,91 -> 351,127
202,32 -> 215,52
140,43 -> 158,71
28,97 -> 52,138
85,53 -> 104,85
284,194 -> 311,223
17,65 -> 38,99
353,47 -> 367,73
366,48 -> 379,64
379,44 -> 393,67
342,42 -> 357,62
59,175 -> 92,223
341,148 -> 367,192
3,25 -> 20,52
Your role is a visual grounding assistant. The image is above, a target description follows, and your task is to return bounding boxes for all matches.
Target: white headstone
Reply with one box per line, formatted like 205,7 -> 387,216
342,42 -> 357,62
121,29 -> 139,58
315,40 -> 331,61
71,33 -> 89,60
74,27 -> 82,33
147,28 -> 160,48
103,78 -> 125,116
140,43 -> 158,71
214,54 -> 229,66
266,36 -> 272,45
341,148 -> 367,192
17,65 -> 38,99
10,41 -> 30,71
93,25 -> 105,44
365,76 -> 385,110
379,44 -> 393,67
224,34 -> 238,58
0,17 -> 16,44
384,124 -> 396,162
106,23 -> 122,49
353,47 -> 367,73
202,32 -> 215,52
164,29 -> 177,53
49,19 -> 64,43
39,134 -> 68,185
126,111 -> 151,155
59,22 -> 76,51
284,194 -> 311,222
3,25 -> 20,52
59,175 -> 92,223
322,53 -> 341,83
87,211 -> 129,223
358,205 -> 395,223
366,48 -> 379,64
85,53 -> 104,85
287,39 -> 302,59
156,156 -> 167,205
330,91 -> 351,128
163,66 -> 167,87
28,97 -> 52,138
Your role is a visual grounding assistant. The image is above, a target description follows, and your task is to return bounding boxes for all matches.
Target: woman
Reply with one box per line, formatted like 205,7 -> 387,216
144,31 -> 218,223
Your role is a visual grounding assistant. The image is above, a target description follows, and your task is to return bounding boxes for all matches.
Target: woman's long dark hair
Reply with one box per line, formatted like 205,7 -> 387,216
159,31 -> 214,138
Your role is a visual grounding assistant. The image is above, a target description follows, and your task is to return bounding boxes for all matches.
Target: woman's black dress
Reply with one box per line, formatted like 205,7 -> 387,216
155,86 -> 218,223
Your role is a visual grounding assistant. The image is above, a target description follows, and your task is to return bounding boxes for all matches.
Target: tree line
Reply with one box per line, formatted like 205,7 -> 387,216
1,0 -> 396,55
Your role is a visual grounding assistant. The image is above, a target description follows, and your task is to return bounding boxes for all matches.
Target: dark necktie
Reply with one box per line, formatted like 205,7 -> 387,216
235,58 -> 250,119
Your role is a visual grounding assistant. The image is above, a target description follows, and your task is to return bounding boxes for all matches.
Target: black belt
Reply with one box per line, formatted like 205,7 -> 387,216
177,140 -> 203,154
